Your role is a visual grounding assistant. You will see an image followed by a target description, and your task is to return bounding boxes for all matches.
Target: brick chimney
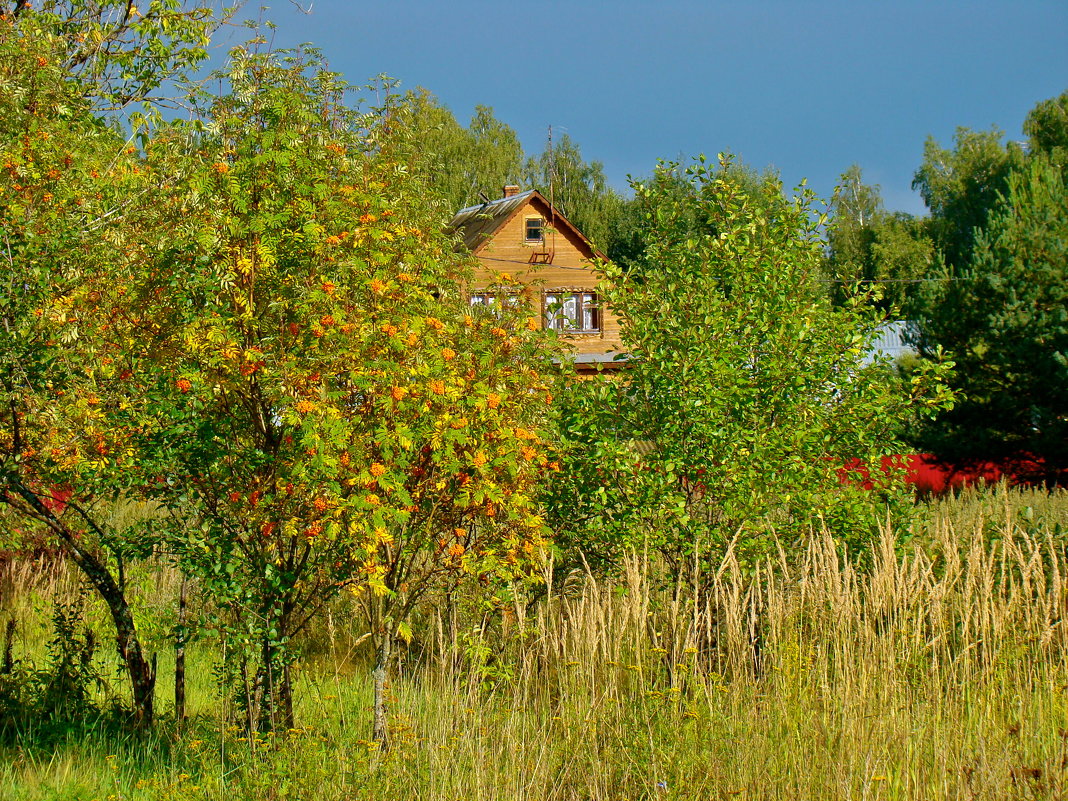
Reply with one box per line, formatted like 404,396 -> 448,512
502,185 -> 520,198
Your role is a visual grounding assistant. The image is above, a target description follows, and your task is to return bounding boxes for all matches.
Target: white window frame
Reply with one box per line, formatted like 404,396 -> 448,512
544,290 -> 600,333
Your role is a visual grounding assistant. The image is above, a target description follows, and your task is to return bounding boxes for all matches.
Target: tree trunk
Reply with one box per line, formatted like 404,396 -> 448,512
174,577 -> 187,726
2,479 -> 156,725
91,553 -> 156,727
253,633 -> 294,732
372,628 -> 392,750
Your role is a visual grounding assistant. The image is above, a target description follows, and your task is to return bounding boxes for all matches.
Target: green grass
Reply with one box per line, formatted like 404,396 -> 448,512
2,486 -> 1068,800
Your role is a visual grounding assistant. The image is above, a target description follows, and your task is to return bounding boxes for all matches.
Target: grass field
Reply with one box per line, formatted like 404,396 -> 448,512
1,485 -> 1067,800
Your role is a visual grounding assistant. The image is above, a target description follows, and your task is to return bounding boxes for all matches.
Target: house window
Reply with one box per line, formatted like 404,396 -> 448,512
525,216 -> 544,243
469,293 -> 497,309
545,291 -> 599,333
470,292 -> 522,315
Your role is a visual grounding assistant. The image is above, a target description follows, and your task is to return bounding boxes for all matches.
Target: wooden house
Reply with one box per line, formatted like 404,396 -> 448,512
447,186 -> 624,371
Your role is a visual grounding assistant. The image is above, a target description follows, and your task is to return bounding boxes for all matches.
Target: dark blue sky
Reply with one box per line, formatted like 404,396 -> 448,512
223,1 -> 1067,215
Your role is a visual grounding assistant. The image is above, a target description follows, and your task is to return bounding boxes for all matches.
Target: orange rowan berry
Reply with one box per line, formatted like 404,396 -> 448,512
429,380 -> 445,395
441,347 -> 456,361
426,317 -> 444,331
370,279 -> 386,294
370,463 -> 386,477
390,386 -> 407,401
486,393 -> 501,409
176,378 -> 192,393
321,281 -> 336,294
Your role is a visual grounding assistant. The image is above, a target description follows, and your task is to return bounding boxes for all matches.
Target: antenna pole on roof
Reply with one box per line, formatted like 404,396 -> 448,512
547,124 -> 556,233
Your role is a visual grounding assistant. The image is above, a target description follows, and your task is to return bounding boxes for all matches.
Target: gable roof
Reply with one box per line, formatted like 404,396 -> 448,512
447,189 -> 605,260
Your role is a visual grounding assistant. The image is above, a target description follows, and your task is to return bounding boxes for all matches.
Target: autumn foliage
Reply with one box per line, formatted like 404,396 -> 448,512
2,26 -> 555,737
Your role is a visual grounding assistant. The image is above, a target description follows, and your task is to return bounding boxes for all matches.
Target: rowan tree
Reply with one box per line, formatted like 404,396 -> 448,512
61,45 -> 555,739
0,15 -> 185,726
1,0 -> 224,110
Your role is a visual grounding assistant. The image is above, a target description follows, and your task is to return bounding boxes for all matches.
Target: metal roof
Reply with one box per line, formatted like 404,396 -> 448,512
447,191 -> 537,251
865,320 -> 918,364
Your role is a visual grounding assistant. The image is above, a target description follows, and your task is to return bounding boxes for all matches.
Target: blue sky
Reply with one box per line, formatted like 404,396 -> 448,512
221,1 -> 1067,215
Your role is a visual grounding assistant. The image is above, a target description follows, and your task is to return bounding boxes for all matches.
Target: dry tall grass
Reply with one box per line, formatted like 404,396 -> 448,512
2,488 -> 1067,800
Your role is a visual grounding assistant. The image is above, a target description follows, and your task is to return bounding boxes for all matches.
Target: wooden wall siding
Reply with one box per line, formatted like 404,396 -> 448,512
470,197 -> 623,357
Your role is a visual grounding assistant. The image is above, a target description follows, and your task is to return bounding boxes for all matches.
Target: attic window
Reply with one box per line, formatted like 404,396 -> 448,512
525,216 -> 544,243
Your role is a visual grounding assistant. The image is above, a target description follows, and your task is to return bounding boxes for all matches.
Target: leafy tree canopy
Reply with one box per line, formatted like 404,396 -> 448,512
915,154 -> 1068,464
43,43 -> 557,736
825,165 -> 934,313
1024,90 -> 1068,167
1,0 -> 226,110
398,90 -> 524,214
912,126 -> 1024,272
909,91 -> 1068,466
546,157 -> 952,572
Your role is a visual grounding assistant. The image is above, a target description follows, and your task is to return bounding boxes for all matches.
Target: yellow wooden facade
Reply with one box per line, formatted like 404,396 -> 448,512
448,189 -> 624,370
